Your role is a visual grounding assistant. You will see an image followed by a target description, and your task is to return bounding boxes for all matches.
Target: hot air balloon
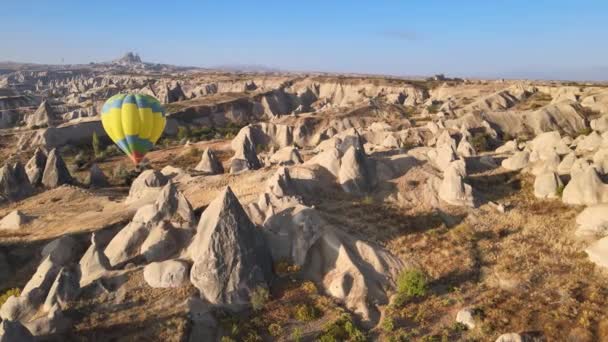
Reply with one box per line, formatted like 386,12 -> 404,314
101,93 -> 166,165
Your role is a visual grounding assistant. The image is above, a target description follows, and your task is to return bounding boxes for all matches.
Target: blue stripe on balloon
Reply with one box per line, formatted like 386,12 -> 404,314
116,135 -> 153,153
101,95 -> 126,114
101,93 -> 164,116
115,139 -> 131,155
123,94 -> 136,105
151,101 -> 164,115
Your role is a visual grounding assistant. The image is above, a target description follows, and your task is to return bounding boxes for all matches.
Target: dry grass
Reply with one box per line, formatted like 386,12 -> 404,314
313,165 -> 608,340
69,270 -> 196,341
214,277 -> 359,341
514,91 -> 553,111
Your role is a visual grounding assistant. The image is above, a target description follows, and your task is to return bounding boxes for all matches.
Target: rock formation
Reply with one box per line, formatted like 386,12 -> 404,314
25,100 -> 55,128
41,149 -> 72,188
126,169 -> 168,203
188,187 -> 272,305
562,166 -> 608,205
143,259 -> 189,288
533,172 -> 563,199
501,151 -> 530,171
0,319 -> 34,342
230,135 -> 262,173
0,162 -> 34,203
88,164 -> 109,188
339,146 -> 373,194
25,147 -> 47,186
439,160 -> 475,207
194,148 -> 224,174
575,204 -> 608,237
269,146 -> 304,165
0,210 -> 32,230
585,237 -> 608,268
78,233 -> 111,287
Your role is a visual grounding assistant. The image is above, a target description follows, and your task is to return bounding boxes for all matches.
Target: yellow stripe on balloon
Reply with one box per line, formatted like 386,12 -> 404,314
121,103 -> 140,136
137,107 -> 154,140
150,112 -> 165,143
101,107 -> 126,142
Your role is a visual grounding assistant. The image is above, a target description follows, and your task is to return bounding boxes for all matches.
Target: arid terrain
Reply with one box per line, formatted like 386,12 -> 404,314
1,53 -> 608,342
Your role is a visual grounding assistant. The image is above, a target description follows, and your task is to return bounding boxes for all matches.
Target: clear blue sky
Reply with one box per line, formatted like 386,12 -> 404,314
2,1 -> 608,80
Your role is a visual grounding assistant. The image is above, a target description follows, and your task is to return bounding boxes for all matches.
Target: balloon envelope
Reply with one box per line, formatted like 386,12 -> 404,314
101,93 -> 166,164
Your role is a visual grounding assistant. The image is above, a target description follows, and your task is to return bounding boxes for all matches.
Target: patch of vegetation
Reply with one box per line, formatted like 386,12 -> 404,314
274,259 -> 301,275
386,328 -> 413,342
112,163 -> 130,185
301,281 -> 317,294
393,268 -> 428,307
74,150 -> 89,168
250,286 -> 270,311
576,127 -> 593,137
242,331 -> 262,342
401,105 -> 418,117
361,195 -> 374,205
557,184 -> 565,197
173,122 -> 245,142
519,91 -> 553,110
92,131 -> 101,158
290,327 -> 303,342
470,132 -> 489,151
0,288 -> 20,307
177,126 -> 189,141
426,103 -> 441,114
381,315 -> 395,332
30,123 -> 48,129
267,323 -> 282,337
293,303 -> 321,321
186,146 -> 201,158
319,313 -> 366,342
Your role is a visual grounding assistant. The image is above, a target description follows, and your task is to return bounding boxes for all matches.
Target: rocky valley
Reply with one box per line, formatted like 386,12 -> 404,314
1,54 -> 608,342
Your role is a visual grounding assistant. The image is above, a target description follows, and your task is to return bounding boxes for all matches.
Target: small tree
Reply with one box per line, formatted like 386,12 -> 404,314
250,286 -> 270,311
92,131 -> 101,158
397,268 -> 428,298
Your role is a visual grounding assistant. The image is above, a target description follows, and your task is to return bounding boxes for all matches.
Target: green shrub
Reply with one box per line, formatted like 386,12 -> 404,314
113,164 -> 130,185
426,103 -> 441,114
382,315 -> 395,332
301,281 -> 317,294
220,337 -> 236,342
320,313 -> 365,342
291,327 -> 303,342
470,133 -> 489,152
92,131 -> 101,158
105,145 -> 121,157
344,321 -> 366,341
177,126 -> 190,140
397,268 -> 428,299
230,322 -> 239,336
250,286 -> 270,311
0,288 -> 20,307
243,331 -> 262,342
268,323 -> 282,337
361,195 -> 374,205
74,150 -> 89,167
294,303 -> 320,321
187,147 -> 201,158
557,184 -> 565,197
577,127 -> 593,137
319,335 -> 337,342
